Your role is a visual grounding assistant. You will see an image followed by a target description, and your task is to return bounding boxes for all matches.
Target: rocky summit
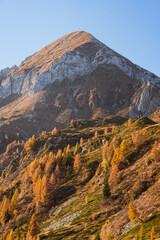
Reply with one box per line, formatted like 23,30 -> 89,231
0,31 -> 160,145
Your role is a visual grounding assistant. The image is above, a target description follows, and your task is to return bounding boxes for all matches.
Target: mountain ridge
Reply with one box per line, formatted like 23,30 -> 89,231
0,31 -> 160,152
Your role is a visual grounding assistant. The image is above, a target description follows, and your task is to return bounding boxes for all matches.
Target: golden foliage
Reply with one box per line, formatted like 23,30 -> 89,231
85,196 -> 88,204
102,141 -> 108,168
0,196 -> 9,225
151,140 -> 159,160
41,174 -> 49,205
73,154 -> 81,171
24,135 -> 36,152
9,189 -> 18,215
139,225 -> 143,240
94,130 -> 99,138
6,229 -> 14,240
52,127 -> 57,135
127,118 -> 132,126
150,227 -> 155,240
80,137 -> 83,147
104,127 -> 108,136
128,202 -> 138,223
27,214 -> 38,238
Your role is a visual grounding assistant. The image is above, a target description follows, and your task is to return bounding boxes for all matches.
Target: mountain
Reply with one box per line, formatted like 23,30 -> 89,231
0,113 -> 159,239
0,31 -> 160,151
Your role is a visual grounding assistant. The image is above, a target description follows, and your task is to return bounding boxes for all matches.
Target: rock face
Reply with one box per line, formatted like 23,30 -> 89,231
0,31 -> 160,142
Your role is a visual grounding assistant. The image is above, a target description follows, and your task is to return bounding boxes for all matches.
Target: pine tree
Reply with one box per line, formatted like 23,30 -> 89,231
32,165 -> 43,183
54,164 -> 61,178
94,131 -> 99,138
128,202 -> 138,223
103,171 -> 111,198
27,214 -> 38,237
6,229 -> 14,240
16,235 -> 19,240
41,175 -> 49,205
85,196 -> 88,204
24,135 -> 36,152
9,189 -> 19,215
139,225 -> 143,240
80,137 -> 83,147
34,178 -> 42,206
104,127 -> 108,136
150,227 -> 155,240
49,172 -> 56,186
151,140 -> 159,160
112,137 -> 117,150
73,154 -> 81,171
0,196 -> 10,225
119,139 -> 127,161
102,141 -> 108,168
128,118 -> 132,126
94,232 -> 100,240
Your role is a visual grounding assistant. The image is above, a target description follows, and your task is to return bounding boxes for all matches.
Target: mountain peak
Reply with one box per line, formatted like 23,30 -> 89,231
14,31 -> 103,76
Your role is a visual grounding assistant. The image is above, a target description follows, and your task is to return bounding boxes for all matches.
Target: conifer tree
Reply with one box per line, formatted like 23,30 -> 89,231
112,137 -> 117,150
6,229 -> 14,240
49,172 -> 56,186
32,165 -> 43,183
102,141 -> 108,168
104,127 -> 108,136
94,232 -> 100,240
150,227 -> 155,240
120,139 -> 127,158
73,154 -> 81,171
0,196 -> 10,225
128,118 -> 132,126
128,202 -> 138,223
34,178 -> 42,206
103,171 -> 111,198
85,195 -> 88,204
151,140 -> 159,160
54,164 -> 61,178
41,175 -> 49,205
80,137 -> 83,147
94,130 -> 99,138
139,225 -> 144,240
9,189 -> 19,215
27,214 -> 38,238
16,235 -> 19,240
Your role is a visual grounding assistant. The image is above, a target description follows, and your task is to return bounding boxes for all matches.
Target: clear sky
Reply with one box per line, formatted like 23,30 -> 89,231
0,0 -> 160,76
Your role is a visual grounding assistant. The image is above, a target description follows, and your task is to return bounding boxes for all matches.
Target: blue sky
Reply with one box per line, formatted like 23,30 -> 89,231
0,0 -> 160,76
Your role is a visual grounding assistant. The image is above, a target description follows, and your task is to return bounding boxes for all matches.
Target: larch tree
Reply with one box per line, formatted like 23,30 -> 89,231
9,189 -> 19,216
151,140 -> 159,160
127,118 -> 132,126
49,172 -> 56,186
54,164 -> 61,179
102,141 -> 108,168
103,171 -> 111,198
32,165 -> 43,183
34,178 -> 42,206
73,154 -> 81,171
27,214 -> 38,238
128,202 -> 138,223
104,127 -> 108,136
150,227 -> 155,240
94,130 -> 99,138
139,225 -> 144,240
80,137 -> 83,147
41,174 -> 50,205
0,196 -> 9,225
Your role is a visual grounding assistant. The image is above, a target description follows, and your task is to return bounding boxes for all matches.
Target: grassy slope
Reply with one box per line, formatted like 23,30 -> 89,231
0,116 -> 159,239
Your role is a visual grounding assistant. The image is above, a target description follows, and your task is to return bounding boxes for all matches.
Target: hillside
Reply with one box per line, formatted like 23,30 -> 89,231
0,31 -> 160,154
0,113 -> 159,239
